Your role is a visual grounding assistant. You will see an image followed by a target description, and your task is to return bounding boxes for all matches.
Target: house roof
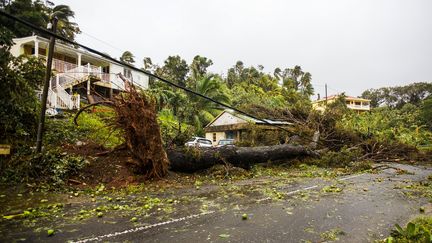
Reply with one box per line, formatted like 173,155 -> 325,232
205,109 -> 293,128
313,94 -> 371,103
12,35 -> 114,65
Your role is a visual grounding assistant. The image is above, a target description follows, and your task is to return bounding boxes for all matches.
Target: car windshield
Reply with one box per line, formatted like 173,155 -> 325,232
187,138 -> 196,142
198,139 -> 212,145
219,140 -> 233,145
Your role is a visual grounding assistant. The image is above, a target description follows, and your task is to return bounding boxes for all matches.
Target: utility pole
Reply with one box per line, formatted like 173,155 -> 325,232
36,17 -> 57,153
325,83 -> 328,106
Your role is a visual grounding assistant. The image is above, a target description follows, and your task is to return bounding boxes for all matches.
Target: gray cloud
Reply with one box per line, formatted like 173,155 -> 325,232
55,0 -> 432,97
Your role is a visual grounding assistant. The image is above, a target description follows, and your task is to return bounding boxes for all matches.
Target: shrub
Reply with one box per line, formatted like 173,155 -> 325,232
317,146 -> 362,167
1,147 -> 88,187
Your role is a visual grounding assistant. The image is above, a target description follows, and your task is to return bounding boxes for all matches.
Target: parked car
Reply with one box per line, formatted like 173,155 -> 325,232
216,139 -> 235,147
185,137 -> 213,148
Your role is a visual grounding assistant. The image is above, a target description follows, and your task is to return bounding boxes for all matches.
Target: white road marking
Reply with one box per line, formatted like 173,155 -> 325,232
72,173 -> 368,242
71,211 -> 215,243
338,173 -> 365,181
285,185 -> 319,195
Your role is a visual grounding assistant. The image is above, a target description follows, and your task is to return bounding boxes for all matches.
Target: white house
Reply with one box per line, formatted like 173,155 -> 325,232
10,35 -> 149,110
204,110 -> 292,146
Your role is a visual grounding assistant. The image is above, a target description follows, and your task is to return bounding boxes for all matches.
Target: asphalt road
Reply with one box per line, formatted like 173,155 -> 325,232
2,162 -> 431,243
70,163 -> 432,243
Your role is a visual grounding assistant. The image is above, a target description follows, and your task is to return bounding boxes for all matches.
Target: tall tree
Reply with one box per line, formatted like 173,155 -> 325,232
120,51 -> 135,65
187,74 -> 230,132
157,55 -> 189,87
361,82 -> 432,108
1,0 -> 80,41
0,26 -> 45,143
190,55 -> 213,82
420,97 -> 432,130
143,57 -> 153,71
45,2 -> 80,41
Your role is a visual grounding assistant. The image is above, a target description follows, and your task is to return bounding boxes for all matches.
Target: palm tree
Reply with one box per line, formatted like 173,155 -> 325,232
120,51 -> 135,65
274,67 -> 282,80
300,72 -> 313,96
143,57 -> 153,71
189,75 -> 230,130
46,4 -> 81,40
290,65 -> 303,90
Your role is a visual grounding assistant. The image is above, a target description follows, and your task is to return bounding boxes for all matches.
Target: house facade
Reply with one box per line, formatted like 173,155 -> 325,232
204,110 -> 292,146
10,35 -> 149,110
312,95 -> 371,113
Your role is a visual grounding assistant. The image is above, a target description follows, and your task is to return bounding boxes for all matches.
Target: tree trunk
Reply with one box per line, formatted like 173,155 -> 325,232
168,144 -> 318,172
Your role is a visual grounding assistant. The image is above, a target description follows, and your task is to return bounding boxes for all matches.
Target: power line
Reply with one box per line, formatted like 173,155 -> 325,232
80,31 -> 124,53
0,10 -> 291,132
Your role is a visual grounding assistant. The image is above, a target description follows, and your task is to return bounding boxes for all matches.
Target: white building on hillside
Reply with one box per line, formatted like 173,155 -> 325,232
10,35 -> 149,110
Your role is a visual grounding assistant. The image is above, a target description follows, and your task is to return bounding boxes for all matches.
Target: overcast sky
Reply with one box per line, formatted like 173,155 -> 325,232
54,0 -> 432,97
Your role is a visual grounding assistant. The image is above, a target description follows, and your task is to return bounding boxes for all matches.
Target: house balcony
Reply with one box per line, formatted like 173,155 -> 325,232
48,57 -> 111,83
347,104 -> 370,110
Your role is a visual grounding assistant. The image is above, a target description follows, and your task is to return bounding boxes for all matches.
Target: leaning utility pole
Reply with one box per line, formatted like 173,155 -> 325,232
325,83 -> 328,106
36,17 -> 57,153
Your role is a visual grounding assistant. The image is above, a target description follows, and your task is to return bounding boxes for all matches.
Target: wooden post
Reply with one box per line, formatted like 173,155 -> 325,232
87,63 -> 91,95
34,40 -> 39,57
36,18 -> 57,153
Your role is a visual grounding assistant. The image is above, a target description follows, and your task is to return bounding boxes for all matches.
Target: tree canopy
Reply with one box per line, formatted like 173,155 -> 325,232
361,82 -> 432,108
1,0 -> 81,41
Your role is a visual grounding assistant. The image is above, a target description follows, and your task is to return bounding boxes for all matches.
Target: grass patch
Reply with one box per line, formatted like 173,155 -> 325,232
45,109 -> 123,149
381,216 -> 432,242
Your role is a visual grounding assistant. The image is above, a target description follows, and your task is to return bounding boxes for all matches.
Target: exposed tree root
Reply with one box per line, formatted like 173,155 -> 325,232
74,75 -> 169,179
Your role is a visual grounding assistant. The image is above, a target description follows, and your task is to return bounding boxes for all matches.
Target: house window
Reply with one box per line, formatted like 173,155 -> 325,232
355,101 -> 361,106
212,133 -> 216,142
225,131 -> 235,139
123,68 -> 132,79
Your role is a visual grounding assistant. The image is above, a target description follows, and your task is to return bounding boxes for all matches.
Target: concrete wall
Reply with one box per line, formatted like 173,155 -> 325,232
109,63 -> 149,91
205,132 -> 225,146
10,41 -> 23,57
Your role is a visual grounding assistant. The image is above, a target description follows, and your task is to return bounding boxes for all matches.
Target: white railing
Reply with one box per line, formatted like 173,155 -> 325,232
55,85 -> 72,109
47,88 -> 57,108
38,58 -> 113,110
71,94 -> 80,109
52,58 -> 77,73
348,104 -> 370,110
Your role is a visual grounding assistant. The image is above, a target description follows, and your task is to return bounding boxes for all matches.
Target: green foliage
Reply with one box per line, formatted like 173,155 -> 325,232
1,0 -> 81,41
157,108 -> 194,146
73,111 -> 123,148
340,105 -> 432,147
235,124 -> 289,147
0,27 -> 45,144
420,97 -> 432,130
361,82 -> 432,108
120,51 -> 135,65
147,55 -> 314,143
1,148 -> 87,186
390,217 -> 432,243
316,146 -> 362,167
45,111 -> 123,148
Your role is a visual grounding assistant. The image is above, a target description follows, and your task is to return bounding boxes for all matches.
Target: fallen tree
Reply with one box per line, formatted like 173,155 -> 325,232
168,144 -> 319,172
74,74 -> 319,178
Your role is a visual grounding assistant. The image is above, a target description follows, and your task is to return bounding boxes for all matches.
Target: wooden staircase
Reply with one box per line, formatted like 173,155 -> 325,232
43,61 -> 106,110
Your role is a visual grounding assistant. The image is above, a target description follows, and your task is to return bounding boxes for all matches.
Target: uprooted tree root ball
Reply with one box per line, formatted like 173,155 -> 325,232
74,78 -> 169,180
113,87 -> 169,179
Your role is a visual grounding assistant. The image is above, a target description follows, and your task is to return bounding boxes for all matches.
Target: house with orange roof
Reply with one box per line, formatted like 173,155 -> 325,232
312,95 -> 371,113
